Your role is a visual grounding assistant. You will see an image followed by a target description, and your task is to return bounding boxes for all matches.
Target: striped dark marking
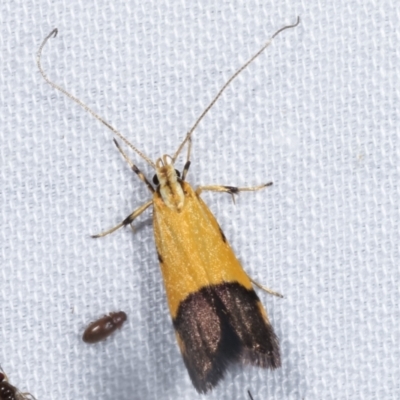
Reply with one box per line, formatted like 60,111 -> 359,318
131,164 -> 155,193
182,160 -> 191,181
224,186 -> 239,194
112,138 -> 155,193
219,226 -> 227,243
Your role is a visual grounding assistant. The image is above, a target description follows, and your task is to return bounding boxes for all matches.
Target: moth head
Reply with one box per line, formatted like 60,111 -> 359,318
153,155 -> 181,186
153,155 -> 184,211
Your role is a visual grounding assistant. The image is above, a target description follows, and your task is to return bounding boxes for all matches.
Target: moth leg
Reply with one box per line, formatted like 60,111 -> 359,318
250,277 -> 284,298
181,160 -> 191,181
196,182 -> 272,203
181,136 -> 192,181
92,200 -> 153,238
113,139 -> 155,194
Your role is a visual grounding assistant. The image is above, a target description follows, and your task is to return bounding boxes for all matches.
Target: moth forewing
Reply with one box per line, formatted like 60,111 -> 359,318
152,181 -> 280,392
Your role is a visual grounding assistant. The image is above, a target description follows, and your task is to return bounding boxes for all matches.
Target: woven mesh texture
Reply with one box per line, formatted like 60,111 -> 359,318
1,1 -> 399,399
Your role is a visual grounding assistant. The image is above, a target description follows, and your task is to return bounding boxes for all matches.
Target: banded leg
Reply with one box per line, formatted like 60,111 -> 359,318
196,182 -> 272,203
92,200 -> 153,238
181,136 -> 192,181
181,160 -> 191,181
250,277 -> 283,298
113,139 -> 154,193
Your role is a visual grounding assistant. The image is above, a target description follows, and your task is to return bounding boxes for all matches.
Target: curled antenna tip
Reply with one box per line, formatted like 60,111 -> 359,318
272,16 -> 301,39
51,28 -> 58,38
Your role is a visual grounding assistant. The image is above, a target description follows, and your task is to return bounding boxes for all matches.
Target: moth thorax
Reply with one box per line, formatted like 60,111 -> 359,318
156,155 -> 185,212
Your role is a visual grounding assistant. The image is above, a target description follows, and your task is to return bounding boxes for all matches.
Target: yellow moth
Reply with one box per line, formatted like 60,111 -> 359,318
37,17 -> 299,393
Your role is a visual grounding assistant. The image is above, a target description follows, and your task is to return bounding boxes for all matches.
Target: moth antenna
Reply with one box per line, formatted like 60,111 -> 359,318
173,16 -> 300,162
37,28 -> 156,169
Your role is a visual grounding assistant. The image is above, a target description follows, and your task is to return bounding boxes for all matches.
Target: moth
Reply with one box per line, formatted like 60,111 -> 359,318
37,17 -> 299,393
0,369 -> 36,400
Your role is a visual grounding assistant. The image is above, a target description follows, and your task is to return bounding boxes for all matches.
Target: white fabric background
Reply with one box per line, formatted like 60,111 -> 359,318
0,1 -> 398,399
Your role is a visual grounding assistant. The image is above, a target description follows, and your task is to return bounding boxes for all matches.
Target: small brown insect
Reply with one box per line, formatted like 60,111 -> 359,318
0,370 -> 36,400
82,311 -> 127,343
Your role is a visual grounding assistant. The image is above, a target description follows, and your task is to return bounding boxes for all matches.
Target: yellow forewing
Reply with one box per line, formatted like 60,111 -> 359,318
153,181 -> 253,318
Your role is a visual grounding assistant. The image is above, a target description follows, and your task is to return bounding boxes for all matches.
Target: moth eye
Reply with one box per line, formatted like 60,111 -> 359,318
175,169 -> 181,178
153,174 -> 159,185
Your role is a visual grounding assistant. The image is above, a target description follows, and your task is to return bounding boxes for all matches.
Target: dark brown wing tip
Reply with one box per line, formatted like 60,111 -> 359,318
181,326 -> 243,393
240,321 -> 281,369
174,282 -> 281,393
